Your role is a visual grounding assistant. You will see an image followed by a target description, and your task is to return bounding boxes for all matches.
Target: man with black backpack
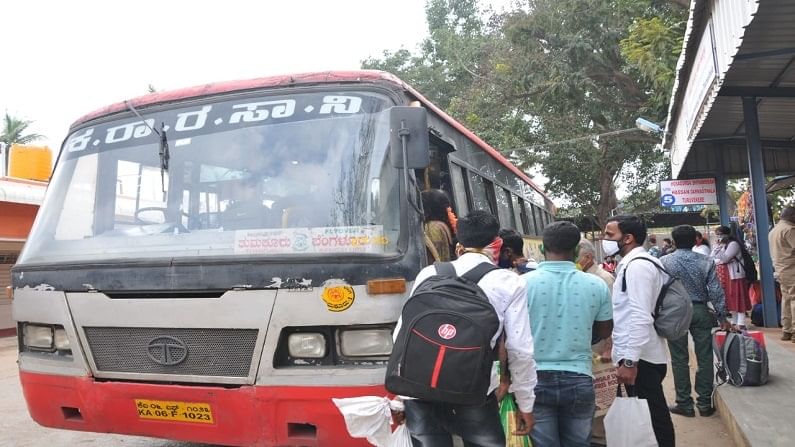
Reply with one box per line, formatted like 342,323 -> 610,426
387,210 -> 537,446
602,215 -> 675,447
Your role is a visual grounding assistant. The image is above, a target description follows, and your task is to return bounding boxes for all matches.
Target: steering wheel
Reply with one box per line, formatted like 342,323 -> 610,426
134,207 -> 190,233
134,207 -> 168,224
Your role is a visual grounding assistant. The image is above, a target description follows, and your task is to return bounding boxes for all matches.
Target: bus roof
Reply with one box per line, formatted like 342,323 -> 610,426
72,70 -> 550,202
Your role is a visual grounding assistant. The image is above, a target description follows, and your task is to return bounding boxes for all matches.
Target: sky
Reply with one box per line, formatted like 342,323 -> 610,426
1,0 -> 548,191
1,0 -> 507,149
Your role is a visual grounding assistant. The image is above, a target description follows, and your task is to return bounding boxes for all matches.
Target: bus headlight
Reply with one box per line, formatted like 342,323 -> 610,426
288,333 -> 327,358
23,324 -> 54,350
339,328 -> 393,357
54,328 -> 71,350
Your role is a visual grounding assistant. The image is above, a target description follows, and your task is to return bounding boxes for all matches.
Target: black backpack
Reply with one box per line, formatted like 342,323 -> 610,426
713,331 -> 769,387
385,262 -> 500,405
738,245 -> 758,283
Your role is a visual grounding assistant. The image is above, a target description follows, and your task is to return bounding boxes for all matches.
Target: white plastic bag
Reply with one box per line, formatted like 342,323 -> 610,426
604,386 -> 657,447
332,396 -> 394,447
388,423 -> 412,447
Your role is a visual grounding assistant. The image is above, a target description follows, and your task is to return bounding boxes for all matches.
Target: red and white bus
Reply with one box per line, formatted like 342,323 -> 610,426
12,70 -> 554,446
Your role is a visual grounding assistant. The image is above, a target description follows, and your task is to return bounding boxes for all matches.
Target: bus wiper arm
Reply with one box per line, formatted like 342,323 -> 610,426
124,100 -> 170,195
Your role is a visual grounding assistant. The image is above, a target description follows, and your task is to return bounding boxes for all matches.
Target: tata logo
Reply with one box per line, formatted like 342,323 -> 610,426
437,324 -> 457,340
146,336 -> 188,366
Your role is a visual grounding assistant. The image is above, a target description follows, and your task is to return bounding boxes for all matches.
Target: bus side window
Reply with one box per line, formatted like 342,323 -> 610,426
520,198 -> 534,236
511,194 -> 524,233
417,135 -> 454,192
533,204 -> 545,233
468,172 -> 495,215
496,187 -> 514,230
448,163 -> 470,216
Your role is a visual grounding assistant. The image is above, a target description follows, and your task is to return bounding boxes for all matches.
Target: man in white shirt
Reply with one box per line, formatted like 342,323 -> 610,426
602,215 -> 675,447
397,210 -> 537,446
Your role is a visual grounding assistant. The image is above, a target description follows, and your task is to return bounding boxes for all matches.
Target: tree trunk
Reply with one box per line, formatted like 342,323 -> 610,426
595,166 -> 618,231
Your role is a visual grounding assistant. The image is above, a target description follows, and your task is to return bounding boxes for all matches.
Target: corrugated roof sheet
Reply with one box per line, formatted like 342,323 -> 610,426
665,0 -> 795,179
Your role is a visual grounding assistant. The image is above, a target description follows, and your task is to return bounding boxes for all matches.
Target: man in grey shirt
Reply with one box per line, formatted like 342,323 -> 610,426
661,225 -> 729,418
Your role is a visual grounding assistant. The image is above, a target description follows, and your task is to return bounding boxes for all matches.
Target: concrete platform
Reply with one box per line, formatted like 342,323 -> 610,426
715,328 -> 795,447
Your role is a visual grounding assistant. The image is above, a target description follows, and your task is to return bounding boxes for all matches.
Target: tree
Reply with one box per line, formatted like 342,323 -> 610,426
498,0 -> 686,227
364,0 -> 687,227
1,113 -> 45,175
1,113 -> 44,146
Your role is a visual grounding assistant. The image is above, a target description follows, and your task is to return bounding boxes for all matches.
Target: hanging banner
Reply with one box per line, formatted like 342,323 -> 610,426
660,178 -> 717,206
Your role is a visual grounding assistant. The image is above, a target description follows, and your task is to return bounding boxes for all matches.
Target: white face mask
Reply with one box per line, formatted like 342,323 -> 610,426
602,239 -> 621,257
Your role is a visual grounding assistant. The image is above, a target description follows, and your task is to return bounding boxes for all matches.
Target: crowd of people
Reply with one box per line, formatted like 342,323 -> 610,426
390,189 -> 792,447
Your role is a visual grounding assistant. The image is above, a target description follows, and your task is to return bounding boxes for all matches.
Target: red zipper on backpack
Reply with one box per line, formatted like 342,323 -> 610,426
411,328 -> 481,388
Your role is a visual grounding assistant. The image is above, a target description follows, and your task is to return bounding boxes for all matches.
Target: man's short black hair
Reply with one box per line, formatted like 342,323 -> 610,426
671,225 -> 696,250
542,221 -> 581,254
457,210 -> 499,248
499,228 -> 524,254
607,215 -> 647,245
663,238 -> 672,244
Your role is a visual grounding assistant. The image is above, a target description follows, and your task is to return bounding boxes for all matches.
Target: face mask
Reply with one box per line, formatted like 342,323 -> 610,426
602,239 -> 621,257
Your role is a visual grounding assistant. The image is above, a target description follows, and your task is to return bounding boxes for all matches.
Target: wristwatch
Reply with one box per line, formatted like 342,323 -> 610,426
620,359 -> 636,368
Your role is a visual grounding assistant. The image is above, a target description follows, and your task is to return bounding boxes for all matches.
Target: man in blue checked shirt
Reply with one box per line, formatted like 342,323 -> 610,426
660,225 -> 730,418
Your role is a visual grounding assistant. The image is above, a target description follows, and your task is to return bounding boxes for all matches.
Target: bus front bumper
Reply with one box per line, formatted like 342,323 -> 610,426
19,370 -> 383,446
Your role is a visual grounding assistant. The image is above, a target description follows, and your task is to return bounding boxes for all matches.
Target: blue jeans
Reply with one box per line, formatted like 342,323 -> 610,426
531,371 -> 595,447
404,394 -> 505,447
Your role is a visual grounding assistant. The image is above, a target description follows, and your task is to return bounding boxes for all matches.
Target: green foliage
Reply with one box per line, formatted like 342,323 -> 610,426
363,0 -> 687,226
621,14 -> 685,114
1,113 -> 44,147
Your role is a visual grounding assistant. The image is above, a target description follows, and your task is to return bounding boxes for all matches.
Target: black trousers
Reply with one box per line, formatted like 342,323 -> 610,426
625,360 -> 675,447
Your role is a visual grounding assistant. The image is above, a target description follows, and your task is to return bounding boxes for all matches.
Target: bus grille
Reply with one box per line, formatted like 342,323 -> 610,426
83,327 -> 259,377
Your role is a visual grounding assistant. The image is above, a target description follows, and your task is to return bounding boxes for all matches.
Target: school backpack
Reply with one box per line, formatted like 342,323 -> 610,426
621,256 -> 693,340
738,245 -> 759,283
385,262 -> 500,406
714,331 -> 769,386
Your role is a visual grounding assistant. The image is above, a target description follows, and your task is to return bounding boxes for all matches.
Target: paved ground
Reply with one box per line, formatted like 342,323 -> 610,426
1,335 -> 735,446
0,336 -> 210,447
714,326 -> 795,447
662,339 -> 736,447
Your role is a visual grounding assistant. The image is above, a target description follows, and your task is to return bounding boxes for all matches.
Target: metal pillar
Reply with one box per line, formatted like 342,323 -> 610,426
743,97 -> 778,327
714,146 -> 731,226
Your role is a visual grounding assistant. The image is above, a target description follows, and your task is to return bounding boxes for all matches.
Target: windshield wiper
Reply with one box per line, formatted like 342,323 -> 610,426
124,100 -> 170,197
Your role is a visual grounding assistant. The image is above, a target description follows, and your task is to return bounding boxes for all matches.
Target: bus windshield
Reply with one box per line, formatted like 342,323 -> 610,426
19,90 -> 402,264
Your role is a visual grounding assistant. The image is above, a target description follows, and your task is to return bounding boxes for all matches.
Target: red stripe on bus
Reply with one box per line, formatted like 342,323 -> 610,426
430,346 -> 446,388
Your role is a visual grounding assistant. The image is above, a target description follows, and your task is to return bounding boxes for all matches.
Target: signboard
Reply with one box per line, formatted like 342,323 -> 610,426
233,225 -> 387,255
670,19 -> 719,178
660,178 -> 717,206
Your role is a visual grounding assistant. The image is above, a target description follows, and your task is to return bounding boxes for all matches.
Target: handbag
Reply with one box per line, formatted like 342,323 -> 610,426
499,394 -> 533,447
604,384 -> 657,447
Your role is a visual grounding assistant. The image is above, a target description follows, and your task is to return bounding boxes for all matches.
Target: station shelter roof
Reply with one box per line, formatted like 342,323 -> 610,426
665,0 -> 795,180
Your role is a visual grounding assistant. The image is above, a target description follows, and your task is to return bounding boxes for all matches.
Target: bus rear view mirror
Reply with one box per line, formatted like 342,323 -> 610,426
389,106 -> 430,169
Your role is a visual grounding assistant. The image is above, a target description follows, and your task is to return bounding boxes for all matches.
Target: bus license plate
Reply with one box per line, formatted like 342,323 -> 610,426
135,399 -> 214,424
